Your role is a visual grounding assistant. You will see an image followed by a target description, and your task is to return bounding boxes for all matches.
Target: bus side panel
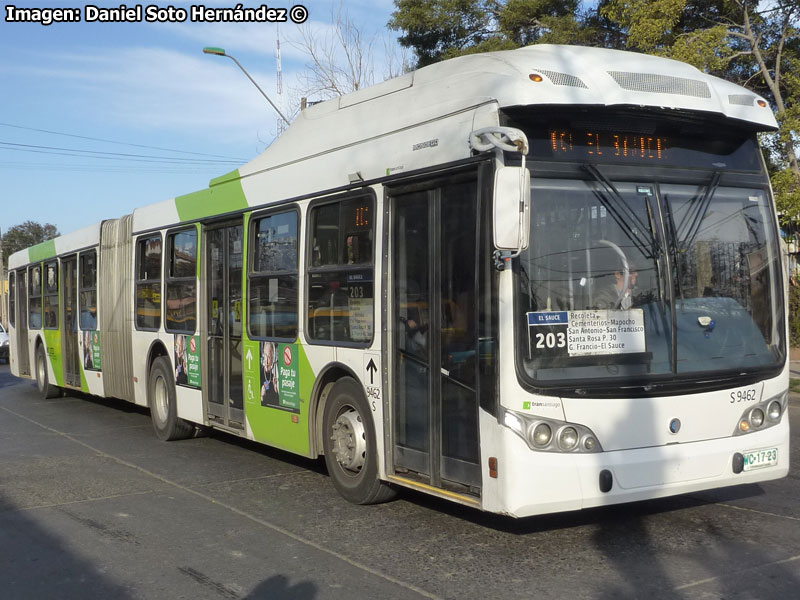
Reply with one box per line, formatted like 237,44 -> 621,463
99,216 -> 135,402
43,329 -> 64,388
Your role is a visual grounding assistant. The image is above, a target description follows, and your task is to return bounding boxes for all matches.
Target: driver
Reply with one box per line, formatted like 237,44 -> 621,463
594,266 -> 639,310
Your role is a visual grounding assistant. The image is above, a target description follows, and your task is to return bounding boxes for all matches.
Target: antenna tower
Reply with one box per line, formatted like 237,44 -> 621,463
276,25 -> 286,135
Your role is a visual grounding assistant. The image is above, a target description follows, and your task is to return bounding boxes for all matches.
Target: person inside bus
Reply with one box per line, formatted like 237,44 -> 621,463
594,267 -> 639,310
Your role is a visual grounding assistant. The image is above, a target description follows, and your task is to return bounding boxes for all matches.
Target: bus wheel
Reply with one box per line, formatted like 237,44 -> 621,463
35,345 -> 60,399
322,377 -> 396,504
148,356 -> 193,441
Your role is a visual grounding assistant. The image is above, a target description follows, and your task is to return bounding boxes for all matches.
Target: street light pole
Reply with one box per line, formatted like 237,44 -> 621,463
203,47 -> 291,128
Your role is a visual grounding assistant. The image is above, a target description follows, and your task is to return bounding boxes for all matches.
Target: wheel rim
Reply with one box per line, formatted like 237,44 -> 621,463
36,353 -> 45,391
330,405 -> 367,475
153,375 -> 169,425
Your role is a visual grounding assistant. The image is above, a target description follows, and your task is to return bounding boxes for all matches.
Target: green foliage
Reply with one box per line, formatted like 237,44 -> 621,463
601,0 -> 687,51
1,221 -> 59,267
389,0 -> 800,208
773,169 -> 800,225
790,282 -> 800,348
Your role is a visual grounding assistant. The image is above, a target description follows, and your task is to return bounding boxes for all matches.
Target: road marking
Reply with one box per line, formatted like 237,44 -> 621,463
0,405 -> 443,600
190,470 -> 311,489
714,502 -> 800,522
6,490 -> 156,514
674,554 -> 800,590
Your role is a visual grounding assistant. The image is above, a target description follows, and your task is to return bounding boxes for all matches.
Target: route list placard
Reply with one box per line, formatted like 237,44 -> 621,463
527,309 -> 646,358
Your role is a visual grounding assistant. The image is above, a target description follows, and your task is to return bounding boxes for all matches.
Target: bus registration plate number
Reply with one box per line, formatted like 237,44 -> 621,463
743,448 -> 778,471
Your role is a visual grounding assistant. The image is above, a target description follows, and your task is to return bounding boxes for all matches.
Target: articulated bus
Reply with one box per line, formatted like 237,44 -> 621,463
6,45 -> 789,517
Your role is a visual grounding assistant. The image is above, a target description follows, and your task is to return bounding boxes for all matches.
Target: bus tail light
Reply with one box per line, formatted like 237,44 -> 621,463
489,457 -> 498,478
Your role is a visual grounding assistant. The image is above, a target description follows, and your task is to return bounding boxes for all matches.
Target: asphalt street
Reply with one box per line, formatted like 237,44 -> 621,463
0,362 -> 798,600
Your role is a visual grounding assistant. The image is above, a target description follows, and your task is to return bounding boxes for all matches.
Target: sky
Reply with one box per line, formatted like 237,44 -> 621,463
0,0 -> 403,236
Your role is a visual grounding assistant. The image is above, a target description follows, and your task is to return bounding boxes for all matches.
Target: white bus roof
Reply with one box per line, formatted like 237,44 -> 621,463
126,44 -> 773,232
8,222 -> 101,270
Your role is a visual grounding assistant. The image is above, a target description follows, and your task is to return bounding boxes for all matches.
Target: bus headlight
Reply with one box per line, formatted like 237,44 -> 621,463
733,392 -> 786,436
767,401 -> 782,421
502,409 -> 602,453
531,423 -> 552,447
558,427 -> 579,451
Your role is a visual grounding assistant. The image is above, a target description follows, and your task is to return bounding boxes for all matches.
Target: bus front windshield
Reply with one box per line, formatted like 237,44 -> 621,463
516,176 -> 784,389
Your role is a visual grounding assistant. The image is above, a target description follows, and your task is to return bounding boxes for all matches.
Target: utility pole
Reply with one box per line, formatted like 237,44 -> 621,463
276,25 -> 286,135
0,226 -> 6,329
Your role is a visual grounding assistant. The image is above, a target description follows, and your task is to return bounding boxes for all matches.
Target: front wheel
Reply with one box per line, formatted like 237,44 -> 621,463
322,377 -> 396,504
35,345 -> 60,399
148,356 -> 194,441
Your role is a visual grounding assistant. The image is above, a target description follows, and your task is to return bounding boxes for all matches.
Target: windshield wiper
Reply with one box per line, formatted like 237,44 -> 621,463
676,170 -> 722,250
582,163 -> 657,259
656,183 -> 685,302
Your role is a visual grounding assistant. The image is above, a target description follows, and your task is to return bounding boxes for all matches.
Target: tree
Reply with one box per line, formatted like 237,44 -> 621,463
389,0 -> 800,223
601,0 -> 800,222
1,221 -> 59,268
290,2 -> 410,104
388,0 -> 601,67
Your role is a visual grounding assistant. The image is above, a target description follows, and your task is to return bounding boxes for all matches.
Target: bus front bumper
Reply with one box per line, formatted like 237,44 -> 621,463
488,418 -> 790,518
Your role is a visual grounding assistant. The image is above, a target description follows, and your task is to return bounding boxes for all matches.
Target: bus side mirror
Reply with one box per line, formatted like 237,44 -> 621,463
493,166 -> 531,251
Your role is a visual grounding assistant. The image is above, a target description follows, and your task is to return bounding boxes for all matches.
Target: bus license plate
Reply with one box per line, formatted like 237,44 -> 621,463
743,448 -> 778,471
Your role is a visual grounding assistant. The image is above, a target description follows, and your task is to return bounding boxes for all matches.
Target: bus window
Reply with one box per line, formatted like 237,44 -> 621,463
79,250 -> 98,331
165,228 -> 197,334
9,271 -> 15,327
29,265 -> 42,330
307,196 -> 374,344
43,261 -> 59,329
135,236 -> 161,331
248,209 -> 298,340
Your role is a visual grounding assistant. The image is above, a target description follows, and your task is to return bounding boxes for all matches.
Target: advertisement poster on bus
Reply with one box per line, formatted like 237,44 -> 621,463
174,334 -> 201,388
257,341 -> 300,413
83,330 -> 102,371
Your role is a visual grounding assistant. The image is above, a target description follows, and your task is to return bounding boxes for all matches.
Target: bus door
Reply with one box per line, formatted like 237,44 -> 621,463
205,221 -> 245,429
16,269 -> 31,376
61,256 -> 81,388
390,176 -> 482,492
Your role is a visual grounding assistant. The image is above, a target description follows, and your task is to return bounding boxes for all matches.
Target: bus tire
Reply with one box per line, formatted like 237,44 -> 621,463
322,377 -> 396,505
148,356 -> 193,441
35,345 -> 60,399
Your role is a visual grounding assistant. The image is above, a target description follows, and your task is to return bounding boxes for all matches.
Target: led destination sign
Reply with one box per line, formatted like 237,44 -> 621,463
505,108 -> 763,171
550,130 -> 668,161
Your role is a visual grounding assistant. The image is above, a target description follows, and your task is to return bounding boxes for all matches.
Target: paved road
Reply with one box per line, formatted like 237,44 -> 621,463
1,363 -> 798,600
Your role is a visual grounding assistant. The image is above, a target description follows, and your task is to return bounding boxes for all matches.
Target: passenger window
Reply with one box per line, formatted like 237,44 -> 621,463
307,196 -> 374,344
248,210 -> 299,340
165,228 -> 197,334
29,265 -> 42,330
9,271 -> 15,327
80,250 -> 98,331
43,261 -> 59,329
135,237 -> 162,330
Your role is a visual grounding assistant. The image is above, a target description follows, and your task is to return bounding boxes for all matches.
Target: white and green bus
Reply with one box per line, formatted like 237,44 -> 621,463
6,45 -> 789,517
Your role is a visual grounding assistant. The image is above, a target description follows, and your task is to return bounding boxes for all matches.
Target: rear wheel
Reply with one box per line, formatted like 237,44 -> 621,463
322,377 -> 396,504
148,356 -> 194,441
35,345 -> 59,399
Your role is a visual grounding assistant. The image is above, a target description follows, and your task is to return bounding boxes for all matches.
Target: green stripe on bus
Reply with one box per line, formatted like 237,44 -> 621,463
29,240 -> 57,263
175,171 -> 247,222
43,329 -> 64,387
